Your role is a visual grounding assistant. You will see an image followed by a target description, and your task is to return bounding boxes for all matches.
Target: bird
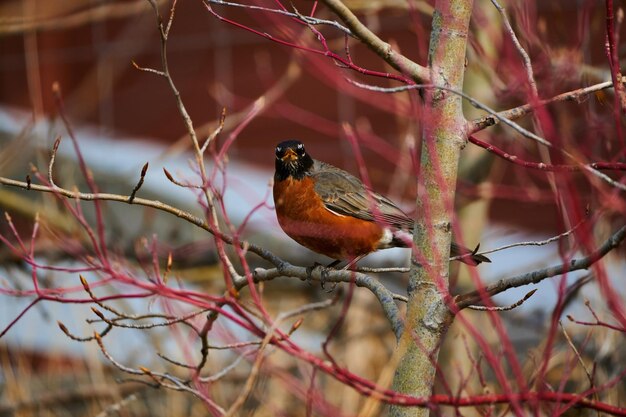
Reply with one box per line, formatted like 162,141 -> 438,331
272,140 -> 490,266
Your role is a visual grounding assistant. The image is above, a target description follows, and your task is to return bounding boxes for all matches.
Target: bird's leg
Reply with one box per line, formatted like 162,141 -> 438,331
309,260 -> 341,292
305,262 -> 323,286
305,260 -> 342,291
342,254 -> 365,271
316,256 -> 365,291
326,259 -> 341,269
319,261 -> 339,292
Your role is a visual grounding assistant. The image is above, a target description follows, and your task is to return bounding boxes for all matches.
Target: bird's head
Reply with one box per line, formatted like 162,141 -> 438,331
274,140 -> 313,180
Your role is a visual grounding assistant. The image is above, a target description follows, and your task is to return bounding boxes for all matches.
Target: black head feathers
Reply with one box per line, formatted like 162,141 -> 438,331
274,140 -> 314,181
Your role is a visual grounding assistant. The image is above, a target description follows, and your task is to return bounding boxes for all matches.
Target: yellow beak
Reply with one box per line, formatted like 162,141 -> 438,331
281,148 -> 298,162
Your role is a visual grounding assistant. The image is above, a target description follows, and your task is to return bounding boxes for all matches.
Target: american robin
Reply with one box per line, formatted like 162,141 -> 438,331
273,140 -> 490,265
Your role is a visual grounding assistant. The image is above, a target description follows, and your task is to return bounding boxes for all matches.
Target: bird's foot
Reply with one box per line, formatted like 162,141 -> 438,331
305,262 -> 321,286
321,260 -> 341,292
305,261 -> 338,292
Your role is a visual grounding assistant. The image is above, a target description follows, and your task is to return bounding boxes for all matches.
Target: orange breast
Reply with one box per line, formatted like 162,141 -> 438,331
273,176 -> 384,259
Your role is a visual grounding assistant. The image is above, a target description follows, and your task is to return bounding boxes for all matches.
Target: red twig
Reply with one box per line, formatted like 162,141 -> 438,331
604,0 -> 626,155
321,275 -> 355,366
202,1 -> 410,83
567,299 -> 626,333
469,135 -> 626,172
52,83 -> 110,266
567,316 -> 626,333
605,1 -> 626,111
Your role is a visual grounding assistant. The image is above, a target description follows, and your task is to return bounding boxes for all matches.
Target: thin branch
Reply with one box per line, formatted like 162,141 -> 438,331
143,0 -> 257,310
469,135 -> 626,172
205,0 -> 355,36
128,162 -> 149,203
567,300 -> 626,333
202,0 -> 409,83
90,307 -> 209,331
57,320 -> 112,342
355,266 -> 410,273
163,0 -> 178,38
251,264 -> 404,339
477,216 -> 587,256
199,351 -> 248,383
319,0 -> 430,83
93,333 -> 225,414
131,60 -> 165,77
420,387 -> 626,416
145,0 -> 202,163
161,168 -> 202,189
349,79 -> 626,192
48,136 -> 61,187
559,321 -> 600,412
490,0 -> 538,97
51,83 -> 111,264
346,80 -> 539,146
466,289 -> 536,311
222,336 -> 266,417
605,0 -> 626,112
0,177 -> 241,254
79,275 -> 130,319
222,297 -> 322,417
0,173 -> 405,339
456,225 -> 626,309
200,107 -> 226,154
470,77 -> 626,133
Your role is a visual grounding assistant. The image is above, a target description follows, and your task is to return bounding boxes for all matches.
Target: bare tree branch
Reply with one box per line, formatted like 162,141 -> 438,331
205,0 -> 354,36
0,174 -> 406,339
319,0 -> 430,83
349,79 -> 626,192
470,77 -> 626,133
466,289 -> 537,311
490,0 -> 538,97
477,216 -> 588,256
469,135 -> 626,172
456,225 -> 626,309
251,264 -> 404,339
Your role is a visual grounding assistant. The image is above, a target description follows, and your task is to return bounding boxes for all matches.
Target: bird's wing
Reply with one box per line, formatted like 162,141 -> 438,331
311,161 -> 414,230
310,163 -> 490,264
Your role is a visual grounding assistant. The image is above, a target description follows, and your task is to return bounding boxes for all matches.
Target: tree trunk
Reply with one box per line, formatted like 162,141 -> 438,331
390,1 -> 474,416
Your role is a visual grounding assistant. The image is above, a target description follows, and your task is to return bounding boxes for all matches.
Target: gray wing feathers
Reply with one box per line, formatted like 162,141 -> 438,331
311,161 -> 414,230
309,161 -> 490,264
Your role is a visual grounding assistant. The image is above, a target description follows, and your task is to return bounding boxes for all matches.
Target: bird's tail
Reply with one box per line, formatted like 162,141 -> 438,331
451,242 -> 491,265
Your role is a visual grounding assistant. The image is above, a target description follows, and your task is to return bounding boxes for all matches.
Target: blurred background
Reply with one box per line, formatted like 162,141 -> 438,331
1,0 -> 625,416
